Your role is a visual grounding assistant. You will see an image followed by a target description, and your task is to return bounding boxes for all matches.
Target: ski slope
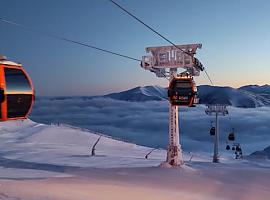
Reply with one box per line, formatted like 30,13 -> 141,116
0,120 -> 169,169
0,119 -> 269,200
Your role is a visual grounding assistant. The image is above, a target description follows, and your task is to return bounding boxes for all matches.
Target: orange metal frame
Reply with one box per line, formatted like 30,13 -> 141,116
0,64 -> 35,121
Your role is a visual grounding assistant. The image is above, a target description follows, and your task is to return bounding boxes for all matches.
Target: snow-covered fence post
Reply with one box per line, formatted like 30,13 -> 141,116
91,136 -> 102,156
145,147 -> 158,159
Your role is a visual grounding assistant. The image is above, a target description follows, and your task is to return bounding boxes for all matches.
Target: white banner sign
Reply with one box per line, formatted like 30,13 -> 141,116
146,44 -> 202,68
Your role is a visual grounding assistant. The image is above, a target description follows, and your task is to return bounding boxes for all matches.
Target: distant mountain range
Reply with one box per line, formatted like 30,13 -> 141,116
104,86 -> 167,101
44,84 -> 270,108
105,84 -> 270,108
249,146 -> 270,159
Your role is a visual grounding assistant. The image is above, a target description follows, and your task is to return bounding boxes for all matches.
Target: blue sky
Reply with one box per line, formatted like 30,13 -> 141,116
0,0 -> 269,96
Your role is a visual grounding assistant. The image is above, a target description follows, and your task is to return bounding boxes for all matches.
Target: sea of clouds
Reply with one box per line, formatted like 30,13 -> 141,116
30,97 -> 270,155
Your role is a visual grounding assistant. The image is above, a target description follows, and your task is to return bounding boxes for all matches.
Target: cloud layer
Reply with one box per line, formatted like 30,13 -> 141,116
30,97 -> 270,155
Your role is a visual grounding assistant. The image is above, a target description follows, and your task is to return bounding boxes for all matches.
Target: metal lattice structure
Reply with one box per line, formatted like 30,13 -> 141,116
141,44 -> 203,167
205,104 -> 229,163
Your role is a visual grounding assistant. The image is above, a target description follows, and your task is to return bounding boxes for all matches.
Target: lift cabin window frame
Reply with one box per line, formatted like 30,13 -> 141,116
0,64 -> 34,121
173,81 -> 194,95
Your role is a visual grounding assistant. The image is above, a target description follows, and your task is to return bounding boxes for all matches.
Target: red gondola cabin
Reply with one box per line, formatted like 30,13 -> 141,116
0,55 -> 34,121
168,76 -> 198,107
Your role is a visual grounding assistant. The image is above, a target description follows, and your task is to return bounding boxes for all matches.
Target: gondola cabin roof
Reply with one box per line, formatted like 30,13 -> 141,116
0,55 -> 22,67
0,60 -> 22,67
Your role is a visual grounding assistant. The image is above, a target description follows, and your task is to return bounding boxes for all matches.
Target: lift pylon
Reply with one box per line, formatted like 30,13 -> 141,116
205,104 -> 228,163
141,44 -> 203,167
167,103 -> 183,166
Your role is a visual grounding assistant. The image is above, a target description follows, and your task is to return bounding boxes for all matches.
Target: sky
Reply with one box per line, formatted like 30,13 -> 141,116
0,0 -> 270,96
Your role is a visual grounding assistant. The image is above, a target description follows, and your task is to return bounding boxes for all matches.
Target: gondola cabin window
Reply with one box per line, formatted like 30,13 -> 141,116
4,68 -> 33,118
174,82 -> 193,93
5,68 -> 32,93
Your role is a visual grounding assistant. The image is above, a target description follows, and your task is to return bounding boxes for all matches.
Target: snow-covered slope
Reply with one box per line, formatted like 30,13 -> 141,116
249,145 -> 270,159
0,120 -> 270,200
105,85 -> 167,101
198,85 -> 270,107
239,84 -> 270,94
0,120 -> 168,169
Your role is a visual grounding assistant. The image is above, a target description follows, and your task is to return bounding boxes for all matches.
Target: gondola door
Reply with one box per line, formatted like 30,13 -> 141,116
0,68 -> 5,121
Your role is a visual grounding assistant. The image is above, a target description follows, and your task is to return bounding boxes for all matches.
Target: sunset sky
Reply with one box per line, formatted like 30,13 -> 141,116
0,0 -> 269,96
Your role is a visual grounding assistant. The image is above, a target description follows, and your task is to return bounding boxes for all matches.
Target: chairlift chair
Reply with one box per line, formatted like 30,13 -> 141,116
228,132 -> 235,141
210,127 -> 215,136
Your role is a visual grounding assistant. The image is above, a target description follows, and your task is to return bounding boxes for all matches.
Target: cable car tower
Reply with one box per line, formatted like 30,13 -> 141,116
205,104 -> 228,163
141,44 -> 204,167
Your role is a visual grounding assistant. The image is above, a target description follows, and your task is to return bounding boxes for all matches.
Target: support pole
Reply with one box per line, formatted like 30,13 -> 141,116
166,104 -> 183,166
213,112 -> 219,163
205,104 -> 228,163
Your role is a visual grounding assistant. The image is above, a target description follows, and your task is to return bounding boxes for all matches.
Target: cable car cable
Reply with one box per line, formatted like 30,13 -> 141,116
0,17 -> 141,62
0,17 -> 171,80
204,69 -> 214,85
109,0 -> 215,85
109,0 -> 192,57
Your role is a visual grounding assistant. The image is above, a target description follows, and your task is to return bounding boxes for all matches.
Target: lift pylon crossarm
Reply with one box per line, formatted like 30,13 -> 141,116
141,44 -> 203,77
205,104 -> 229,116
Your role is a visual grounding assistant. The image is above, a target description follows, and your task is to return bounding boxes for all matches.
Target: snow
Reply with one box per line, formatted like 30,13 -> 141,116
0,59 -> 22,66
0,119 -> 269,200
0,119 -> 168,169
139,85 -> 167,99
105,85 -> 167,101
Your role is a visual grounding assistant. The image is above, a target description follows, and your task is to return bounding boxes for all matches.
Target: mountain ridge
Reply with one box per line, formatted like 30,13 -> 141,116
104,84 -> 270,108
39,84 -> 270,108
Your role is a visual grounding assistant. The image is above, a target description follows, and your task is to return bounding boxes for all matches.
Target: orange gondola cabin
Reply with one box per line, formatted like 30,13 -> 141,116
168,75 -> 198,107
0,55 -> 34,121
